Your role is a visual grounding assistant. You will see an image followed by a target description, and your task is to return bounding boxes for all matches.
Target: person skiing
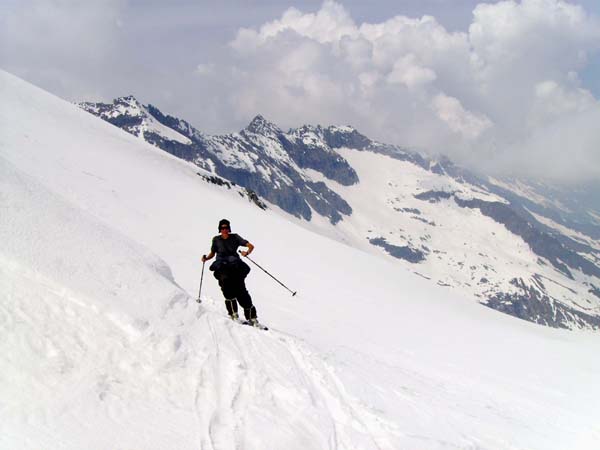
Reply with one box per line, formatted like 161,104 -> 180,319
202,219 -> 261,326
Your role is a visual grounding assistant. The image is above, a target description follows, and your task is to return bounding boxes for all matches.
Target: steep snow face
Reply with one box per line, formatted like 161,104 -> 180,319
2,70 -> 600,449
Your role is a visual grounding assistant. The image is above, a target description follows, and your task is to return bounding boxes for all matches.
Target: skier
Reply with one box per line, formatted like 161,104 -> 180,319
202,219 -> 261,326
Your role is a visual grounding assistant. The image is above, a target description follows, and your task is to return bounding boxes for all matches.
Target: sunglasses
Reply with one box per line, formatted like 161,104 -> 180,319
220,226 -> 230,231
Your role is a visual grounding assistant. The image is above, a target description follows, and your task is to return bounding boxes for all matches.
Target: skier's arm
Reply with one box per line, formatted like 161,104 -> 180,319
240,242 -> 254,257
203,237 -> 218,262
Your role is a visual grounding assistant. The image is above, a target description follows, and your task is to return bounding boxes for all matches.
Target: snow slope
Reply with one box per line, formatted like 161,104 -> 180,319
1,70 -> 600,449
300,148 -> 600,323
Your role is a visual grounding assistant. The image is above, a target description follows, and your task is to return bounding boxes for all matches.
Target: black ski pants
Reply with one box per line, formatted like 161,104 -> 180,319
215,267 -> 257,320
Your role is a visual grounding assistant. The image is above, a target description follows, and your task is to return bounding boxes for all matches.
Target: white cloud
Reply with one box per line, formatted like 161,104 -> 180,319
432,94 -> 492,140
240,1 -> 356,45
496,104 -> 600,183
217,0 -> 600,183
529,79 -> 597,127
387,54 -> 437,89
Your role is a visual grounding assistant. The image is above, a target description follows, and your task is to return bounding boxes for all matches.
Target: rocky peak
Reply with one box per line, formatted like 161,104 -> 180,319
244,114 -> 282,136
79,95 -> 146,120
115,94 -> 139,104
298,124 -> 323,131
324,125 -> 372,150
292,124 -> 324,136
113,95 -> 145,115
287,124 -> 330,151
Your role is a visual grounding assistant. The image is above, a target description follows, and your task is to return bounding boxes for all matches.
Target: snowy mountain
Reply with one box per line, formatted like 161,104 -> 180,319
79,97 -> 600,330
3,70 -> 600,449
80,97 -> 355,224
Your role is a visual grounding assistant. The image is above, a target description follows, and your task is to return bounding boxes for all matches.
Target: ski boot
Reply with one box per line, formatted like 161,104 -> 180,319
246,317 -> 268,330
225,298 -> 239,320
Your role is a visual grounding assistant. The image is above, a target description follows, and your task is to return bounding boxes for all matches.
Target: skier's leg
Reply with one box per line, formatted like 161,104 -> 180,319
233,275 -> 257,320
217,270 -> 239,318
224,298 -> 239,317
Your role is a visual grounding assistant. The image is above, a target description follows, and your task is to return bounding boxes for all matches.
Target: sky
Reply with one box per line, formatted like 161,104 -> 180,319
2,0 -> 600,184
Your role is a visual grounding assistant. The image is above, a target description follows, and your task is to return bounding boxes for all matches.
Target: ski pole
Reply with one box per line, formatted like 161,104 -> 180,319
239,251 -> 297,296
197,256 -> 206,303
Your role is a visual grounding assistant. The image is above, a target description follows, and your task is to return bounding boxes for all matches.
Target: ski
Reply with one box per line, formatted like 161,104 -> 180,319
235,319 -> 269,330
242,320 -> 269,330
225,313 -> 268,330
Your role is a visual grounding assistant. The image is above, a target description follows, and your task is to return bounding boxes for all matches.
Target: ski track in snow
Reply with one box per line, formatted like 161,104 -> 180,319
193,297 -> 402,450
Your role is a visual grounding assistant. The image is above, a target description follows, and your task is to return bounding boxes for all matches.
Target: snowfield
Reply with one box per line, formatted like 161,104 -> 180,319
1,70 -> 600,449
